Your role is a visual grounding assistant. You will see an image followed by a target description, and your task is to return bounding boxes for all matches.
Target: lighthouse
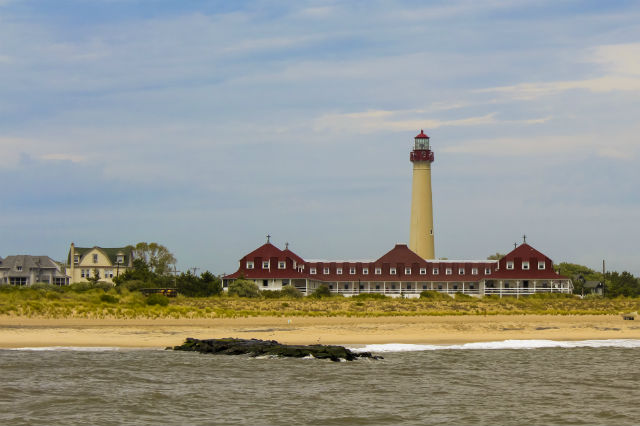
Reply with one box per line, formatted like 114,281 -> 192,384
409,130 -> 435,259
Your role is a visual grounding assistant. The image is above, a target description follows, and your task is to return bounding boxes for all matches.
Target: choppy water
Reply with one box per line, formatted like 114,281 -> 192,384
2,341 -> 640,425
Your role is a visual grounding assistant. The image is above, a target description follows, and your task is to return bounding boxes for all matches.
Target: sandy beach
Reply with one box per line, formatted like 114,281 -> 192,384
1,315 -> 639,348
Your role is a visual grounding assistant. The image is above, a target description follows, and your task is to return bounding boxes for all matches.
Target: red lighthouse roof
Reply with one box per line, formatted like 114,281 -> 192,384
415,129 -> 429,139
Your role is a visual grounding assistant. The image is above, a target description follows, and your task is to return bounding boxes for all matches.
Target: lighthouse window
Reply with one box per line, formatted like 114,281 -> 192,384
429,229 -> 433,236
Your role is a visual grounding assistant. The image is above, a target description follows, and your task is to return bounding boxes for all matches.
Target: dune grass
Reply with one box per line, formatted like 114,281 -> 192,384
0,285 -> 639,319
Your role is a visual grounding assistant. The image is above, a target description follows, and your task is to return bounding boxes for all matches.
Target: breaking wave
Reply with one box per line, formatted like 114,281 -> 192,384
351,339 -> 640,353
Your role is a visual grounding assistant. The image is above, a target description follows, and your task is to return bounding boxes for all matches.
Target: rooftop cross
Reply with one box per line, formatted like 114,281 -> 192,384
514,242 -> 517,249
523,234 -> 527,244
266,234 -> 271,244
285,242 -> 289,250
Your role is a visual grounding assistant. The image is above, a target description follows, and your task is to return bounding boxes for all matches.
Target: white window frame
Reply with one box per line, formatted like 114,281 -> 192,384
278,261 -> 286,269
375,267 -> 382,275
445,268 -> 452,275
390,267 -> 397,275
310,267 -> 317,275
405,267 -> 411,275
246,261 -> 254,269
336,268 -> 343,275
116,255 -> 124,264
420,268 -> 427,275
262,261 -> 270,269
362,268 -> 369,275
323,267 -> 330,275
506,261 -> 514,270
538,261 -> 546,270
74,255 -> 79,264
458,268 -> 465,275
432,268 -> 439,275
472,268 -> 478,275
349,267 -> 356,275
485,267 -> 492,275
522,261 -> 530,270
93,254 -> 99,263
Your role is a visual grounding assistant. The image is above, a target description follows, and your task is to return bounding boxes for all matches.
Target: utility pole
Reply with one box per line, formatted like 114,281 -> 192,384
602,259 -> 606,298
190,267 -> 200,276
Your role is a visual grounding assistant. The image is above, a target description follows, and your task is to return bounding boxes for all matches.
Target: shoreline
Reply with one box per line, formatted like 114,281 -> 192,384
1,315 -> 639,349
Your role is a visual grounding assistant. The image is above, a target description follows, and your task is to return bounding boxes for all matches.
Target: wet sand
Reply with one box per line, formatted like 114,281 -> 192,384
1,315 -> 639,348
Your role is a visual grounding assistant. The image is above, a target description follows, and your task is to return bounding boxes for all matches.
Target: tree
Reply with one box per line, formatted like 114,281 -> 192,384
228,279 -> 260,298
605,271 -> 640,298
176,271 -> 222,297
487,253 -> 506,260
128,242 -> 177,276
556,262 -> 603,295
87,268 -> 101,285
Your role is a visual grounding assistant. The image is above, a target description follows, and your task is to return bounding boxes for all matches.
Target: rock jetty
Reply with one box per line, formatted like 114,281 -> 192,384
171,337 -> 382,362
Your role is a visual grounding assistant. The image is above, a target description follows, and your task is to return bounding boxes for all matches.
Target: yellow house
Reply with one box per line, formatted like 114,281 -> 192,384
67,243 -> 134,284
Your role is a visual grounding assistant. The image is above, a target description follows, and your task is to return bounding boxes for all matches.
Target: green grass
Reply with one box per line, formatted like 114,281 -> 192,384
0,285 -> 639,319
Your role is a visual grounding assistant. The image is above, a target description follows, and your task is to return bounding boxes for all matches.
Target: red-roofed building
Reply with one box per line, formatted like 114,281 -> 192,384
223,240 -> 572,297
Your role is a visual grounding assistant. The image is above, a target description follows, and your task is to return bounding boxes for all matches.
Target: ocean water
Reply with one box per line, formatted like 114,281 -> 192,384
1,341 -> 640,425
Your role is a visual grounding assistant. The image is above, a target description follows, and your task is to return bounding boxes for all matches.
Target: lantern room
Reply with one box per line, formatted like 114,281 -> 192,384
410,129 -> 434,163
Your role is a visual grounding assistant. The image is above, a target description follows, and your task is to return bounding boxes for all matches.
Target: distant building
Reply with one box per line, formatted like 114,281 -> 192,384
0,255 -> 70,286
222,239 -> 572,297
584,281 -> 604,295
67,243 -> 134,284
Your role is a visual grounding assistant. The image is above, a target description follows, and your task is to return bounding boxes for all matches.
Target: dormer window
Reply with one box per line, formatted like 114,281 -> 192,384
336,268 -> 343,275
522,261 -> 530,270
278,261 -> 286,269
506,261 -> 514,270
116,255 -> 124,264
485,267 -> 492,275
433,268 -> 439,275
349,267 -> 356,275
93,254 -> 98,263
538,261 -> 546,270
390,267 -> 397,275
310,267 -> 317,275
405,267 -> 411,275
262,261 -> 269,269
472,268 -> 478,275
323,267 -> 330,275
420,268 -> 427,275
445,268 -> 452,275
363,268 -> 369,275
74,255 -> 79,264
458,268 -> 465,275
246,261 -> 254,269
375,267 -> 382,275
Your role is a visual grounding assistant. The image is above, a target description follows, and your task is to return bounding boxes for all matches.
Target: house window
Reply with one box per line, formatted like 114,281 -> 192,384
74,255 -> 79,264
116,255 -> 124,264
16,266 -> 22,271
472,268 -> 478,275
485,267 -> 492,275
391,284 -> 396,290
262,261 -> 269,269
407,284 -> 412,290
363,268 -> 369,275
405,267 -> 411,275
81,269 -> 86,278
504,282 -> 510,288
359,284 -> 364,290
263,280 -> 268,287
390,268 -> 397,275
458,268 -> 465,275
323,267 -> 330,275
375,267 -> 382,275
344,284 -> 349,290
375,284 -> 380,290
336,268 -> 343,275
349,267 -> 356,275
105,270 -> 113,278
282,279 -> 289,286
538,261 -> 546,270
420,268 -> 427,275
470,284 -> 475,289
310,267 -> 317,275
246,261 -> 254,269
93,254 -> 99,263
422,284 -> 427,290
278,261 -> 286,269
522,261 -> 530,270
506,261 -> 514,270
433,268 -> 439,275
445,268 -> 452,275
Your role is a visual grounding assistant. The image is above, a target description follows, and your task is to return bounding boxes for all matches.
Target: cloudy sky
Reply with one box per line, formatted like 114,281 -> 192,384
1,0 -> 639,276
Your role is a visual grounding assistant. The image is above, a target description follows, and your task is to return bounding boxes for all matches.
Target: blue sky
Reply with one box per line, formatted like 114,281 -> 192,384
1,0 -> 639,276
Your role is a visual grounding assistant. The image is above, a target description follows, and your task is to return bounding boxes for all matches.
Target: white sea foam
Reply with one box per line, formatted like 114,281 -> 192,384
6,346 -> 155,352
350,339 -> 640,353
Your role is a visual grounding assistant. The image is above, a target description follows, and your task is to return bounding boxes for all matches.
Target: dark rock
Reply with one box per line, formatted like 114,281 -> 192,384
172,337 -> 382,361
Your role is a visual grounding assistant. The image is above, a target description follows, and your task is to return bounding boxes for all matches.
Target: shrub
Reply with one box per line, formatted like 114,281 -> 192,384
420,290 -> 451,300
228,279 -> 260,298
261,290 -> 282,299
309,284 -> 332,298
352,293 -> 388,300
454,292 -> 475,301
30,283 -> 67,292
146,293 -> 169,306
70,282 -> 113,292
280,285 -> 303,298
100,294 -> 119,304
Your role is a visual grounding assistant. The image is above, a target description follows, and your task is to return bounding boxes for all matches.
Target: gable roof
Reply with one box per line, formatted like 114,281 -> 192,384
503,243 -> 551,262
242,243 -> 283,260
68,246 -> 133,265
0,255 -> 66,277
375,244 -> 427,265
282,248 -> 305,264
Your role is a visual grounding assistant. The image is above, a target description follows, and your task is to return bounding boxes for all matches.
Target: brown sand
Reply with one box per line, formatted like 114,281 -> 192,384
1,315 -> 639,348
